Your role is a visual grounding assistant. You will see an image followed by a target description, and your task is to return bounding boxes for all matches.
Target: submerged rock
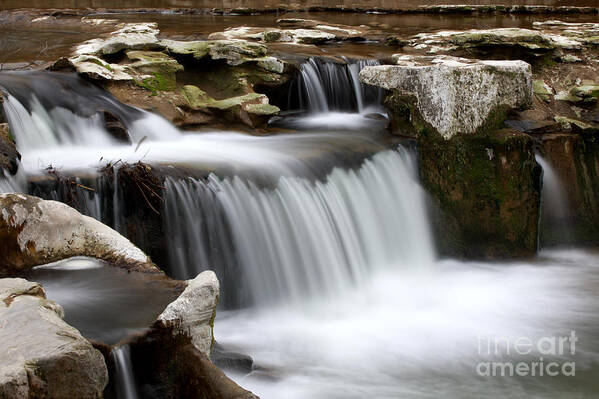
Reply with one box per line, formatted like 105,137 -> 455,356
0,278 -> 108,398
0,194 -> 161,276
360,55 -> 532,139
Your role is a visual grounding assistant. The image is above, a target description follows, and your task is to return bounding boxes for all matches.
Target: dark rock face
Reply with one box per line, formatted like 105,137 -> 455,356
126,326 -> 259,399
538,132 -> 599,246
419,130 -> 542,258
0,122 -> 20,175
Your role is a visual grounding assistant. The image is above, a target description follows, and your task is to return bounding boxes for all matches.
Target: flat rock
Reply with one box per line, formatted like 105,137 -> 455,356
0,278 -> 108,398
360,55 -> 532,139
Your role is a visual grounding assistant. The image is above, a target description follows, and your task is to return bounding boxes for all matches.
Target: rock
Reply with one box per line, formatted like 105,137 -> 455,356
538,133 -> 599,246
0,122 -> 20,175
208,40 -> 268,65
0,194 -> 161,276
211,343 -> 253,374
410,27 -> 584,55
555,85 -> 599,104
0,278 -> 108,398
161,39 -> 211,59
120,271 -> 258,398
68,55 -> 132,81
127,327 -> 259,399
360,55 -> 532,139
76,22 -> 161,56
181,85 -> 279,128
156,271 -> 219,356
208,26 -> 336,45
533,80 -> 553,102
559,54 -> 582,63
419,130 -> 541,258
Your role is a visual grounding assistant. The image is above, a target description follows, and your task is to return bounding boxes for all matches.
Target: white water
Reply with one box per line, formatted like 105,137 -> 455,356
217,249 -> 599,399
165,148 -> 434,305
294,58 -> 383,114
111,345 -> 140,399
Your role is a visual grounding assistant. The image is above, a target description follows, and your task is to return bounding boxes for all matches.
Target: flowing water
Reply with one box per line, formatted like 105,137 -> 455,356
536,154 -> 574,246
2,64 -> 599,398
111,345 -> 141,399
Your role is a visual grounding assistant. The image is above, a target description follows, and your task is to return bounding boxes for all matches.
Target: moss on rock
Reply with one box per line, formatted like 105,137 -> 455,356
419,130 -> 541,258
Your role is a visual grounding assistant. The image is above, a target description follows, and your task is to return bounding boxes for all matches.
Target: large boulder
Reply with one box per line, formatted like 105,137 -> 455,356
0,278 -> 108,398
360,55 -> 533,139
155,270 -> 219,356
0,194 -> 161,276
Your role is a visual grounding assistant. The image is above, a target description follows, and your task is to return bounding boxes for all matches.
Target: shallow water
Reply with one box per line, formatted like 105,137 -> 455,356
24,257 -> 179,344
216,249 -> 599,399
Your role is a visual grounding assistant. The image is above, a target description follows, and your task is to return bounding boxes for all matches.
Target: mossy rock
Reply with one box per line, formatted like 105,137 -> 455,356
419,130 -> 541,258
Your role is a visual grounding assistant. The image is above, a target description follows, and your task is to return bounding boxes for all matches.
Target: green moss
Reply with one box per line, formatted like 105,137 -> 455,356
136,72 -> 176,95
418,131 -> 541,258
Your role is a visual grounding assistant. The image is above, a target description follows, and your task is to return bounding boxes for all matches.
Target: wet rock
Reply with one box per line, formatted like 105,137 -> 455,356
360,55 -> 532,139
208,40 -> 268,65
538,133 -> 599,246
0,193 -> 161,276
156,271 -> 219,356
420,130 -> 541,258
0,122 -> 20,175
208,24 -> 366,44
128,327 -> 259,399
0,278 -> 108,398
211,343 -> 254,374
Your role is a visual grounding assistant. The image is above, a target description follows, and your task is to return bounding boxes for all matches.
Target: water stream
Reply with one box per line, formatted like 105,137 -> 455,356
1,64 -> 599,398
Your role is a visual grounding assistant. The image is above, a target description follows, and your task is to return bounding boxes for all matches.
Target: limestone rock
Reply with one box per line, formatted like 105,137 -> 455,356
156,271 -> 219,356
181,85 -> 279,128
68,55 -> 133,81
410,27 -> 583,54
0,278 -> 108,398
0,194 -> 161,276
533,80 -> 553,102
360,55 -> 533,139
76,22 -> 161,56
207,40 -> 268,66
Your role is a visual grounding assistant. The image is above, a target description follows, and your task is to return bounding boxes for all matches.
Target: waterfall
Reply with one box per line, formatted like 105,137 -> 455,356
0,71 -> 178,152
292,57 -> 383,114
536,154 -> 573,246
164,146 -> 434,307
110,345 -> 140,399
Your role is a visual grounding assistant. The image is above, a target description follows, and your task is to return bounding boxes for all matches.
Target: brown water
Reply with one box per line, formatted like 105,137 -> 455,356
2,0 -> 599,10
1,10 -> 597,64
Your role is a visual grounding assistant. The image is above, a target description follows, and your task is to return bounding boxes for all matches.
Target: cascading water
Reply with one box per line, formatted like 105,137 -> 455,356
165,147 -> 434,307
0,71 -> 178,152
536,154 -> 573,246
110,345 -> 140,399
3,70 -> 599,399
290,57 -> 383,114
